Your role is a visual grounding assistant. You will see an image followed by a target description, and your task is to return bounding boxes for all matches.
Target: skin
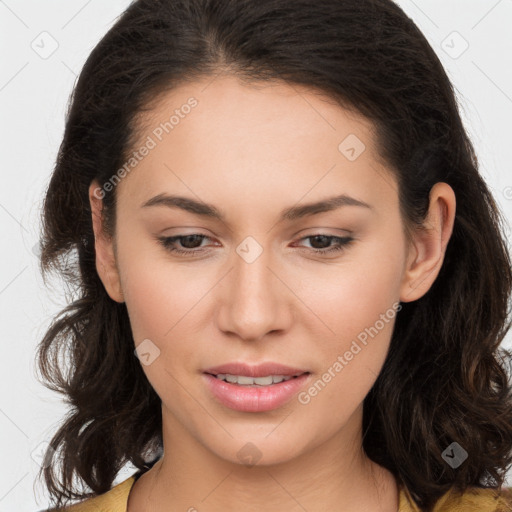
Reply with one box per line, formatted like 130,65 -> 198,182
89,74 -> 456,511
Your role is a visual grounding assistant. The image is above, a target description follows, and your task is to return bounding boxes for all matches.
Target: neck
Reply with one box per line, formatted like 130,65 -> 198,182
129,404 -> 399,512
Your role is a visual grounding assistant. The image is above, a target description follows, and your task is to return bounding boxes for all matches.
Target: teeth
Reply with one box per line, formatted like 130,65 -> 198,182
215,374 -> 296,386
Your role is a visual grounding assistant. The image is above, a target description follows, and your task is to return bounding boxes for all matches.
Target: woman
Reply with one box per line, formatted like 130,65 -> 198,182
36,0 -> 512,510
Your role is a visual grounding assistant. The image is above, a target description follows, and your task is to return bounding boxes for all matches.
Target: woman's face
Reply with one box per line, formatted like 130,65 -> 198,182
90,75 -> 445,467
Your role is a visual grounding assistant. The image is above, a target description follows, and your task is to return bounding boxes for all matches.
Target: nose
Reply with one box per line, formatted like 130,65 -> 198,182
215,239 -> 293,342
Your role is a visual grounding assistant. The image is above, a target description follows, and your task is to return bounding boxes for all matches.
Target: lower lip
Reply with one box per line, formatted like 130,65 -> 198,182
202,373 -> 311,412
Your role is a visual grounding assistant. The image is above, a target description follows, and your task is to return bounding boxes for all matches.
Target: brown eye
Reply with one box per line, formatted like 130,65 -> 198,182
158,234 -> 211,255
295,234 -> 354,255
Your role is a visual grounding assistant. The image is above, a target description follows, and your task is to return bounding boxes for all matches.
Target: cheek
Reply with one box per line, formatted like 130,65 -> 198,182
296,238 -> 404,403
115,244 -> 199,383
118,236 -> 210,340
298,235 -> 404,339
295,295 -> 400,432
119,257 -> 203,399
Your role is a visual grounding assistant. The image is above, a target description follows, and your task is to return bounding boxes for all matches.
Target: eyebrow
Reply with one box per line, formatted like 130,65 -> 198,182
141,193 -> 372,222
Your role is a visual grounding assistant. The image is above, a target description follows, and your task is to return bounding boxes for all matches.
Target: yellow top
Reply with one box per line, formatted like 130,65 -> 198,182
59,476 -> 512,511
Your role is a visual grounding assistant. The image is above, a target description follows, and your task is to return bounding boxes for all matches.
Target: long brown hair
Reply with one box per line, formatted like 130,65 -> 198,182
36,0 -> 512,510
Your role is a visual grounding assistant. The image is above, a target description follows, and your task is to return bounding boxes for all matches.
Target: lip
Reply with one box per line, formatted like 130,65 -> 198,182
203,373 -> 311,412
203,362 -> 309,378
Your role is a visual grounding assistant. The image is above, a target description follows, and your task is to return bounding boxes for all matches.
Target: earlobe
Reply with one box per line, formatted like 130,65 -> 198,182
399,182 -> 456,303
88,181 -> 125,303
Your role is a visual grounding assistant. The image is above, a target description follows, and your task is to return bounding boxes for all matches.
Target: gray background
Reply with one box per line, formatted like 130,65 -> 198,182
0,1 -> 511,510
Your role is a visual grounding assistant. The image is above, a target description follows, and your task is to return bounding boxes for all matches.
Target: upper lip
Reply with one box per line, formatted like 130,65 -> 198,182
203,362 -> 309,378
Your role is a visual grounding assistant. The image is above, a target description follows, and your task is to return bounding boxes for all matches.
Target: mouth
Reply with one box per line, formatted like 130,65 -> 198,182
202,361 -> 310,378
202,371 -> 312,412
204,372 -> 309,387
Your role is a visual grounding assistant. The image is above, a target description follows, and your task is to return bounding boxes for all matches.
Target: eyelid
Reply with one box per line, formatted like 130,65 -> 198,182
157,229 -> 351,244
157,231 -> 355,257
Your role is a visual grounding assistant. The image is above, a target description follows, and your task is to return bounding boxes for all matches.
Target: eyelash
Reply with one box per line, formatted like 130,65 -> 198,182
157,233 -> 354,257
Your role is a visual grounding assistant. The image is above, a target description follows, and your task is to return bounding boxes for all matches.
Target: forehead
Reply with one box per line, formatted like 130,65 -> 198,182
134,74 -> 375,150
117,75 -> 397,215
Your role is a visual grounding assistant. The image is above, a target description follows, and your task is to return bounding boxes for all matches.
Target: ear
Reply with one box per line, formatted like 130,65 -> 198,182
88,181 -> 124,303
399,182 -> 456,303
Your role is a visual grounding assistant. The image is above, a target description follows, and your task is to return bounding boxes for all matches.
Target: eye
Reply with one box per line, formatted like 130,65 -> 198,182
293,234 -> 354,255
158,234 -> 213,255
157,233 -> 354,257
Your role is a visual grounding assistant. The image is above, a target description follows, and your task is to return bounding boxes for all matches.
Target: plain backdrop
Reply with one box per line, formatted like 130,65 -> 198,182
1,1 -> 511,510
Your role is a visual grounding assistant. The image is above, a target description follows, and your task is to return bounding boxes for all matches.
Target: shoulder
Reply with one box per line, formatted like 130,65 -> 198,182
45,475 -> 136,512
433,486 -> 512,511
400,484 -> 512,512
